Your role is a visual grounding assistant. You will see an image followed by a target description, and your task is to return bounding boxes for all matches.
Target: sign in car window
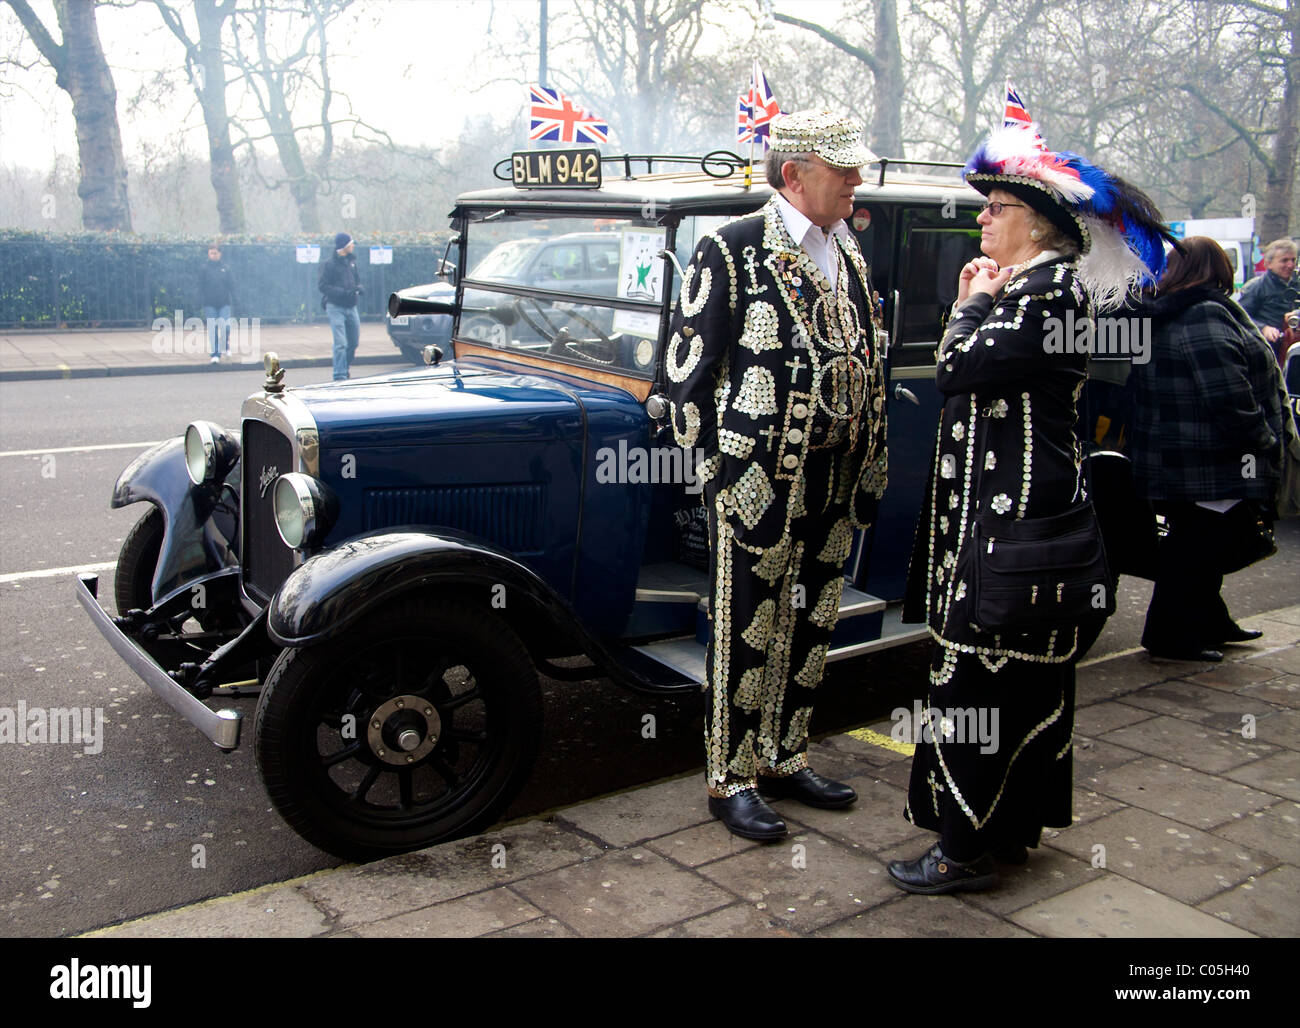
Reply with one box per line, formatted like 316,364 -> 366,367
613,227 -> 667,337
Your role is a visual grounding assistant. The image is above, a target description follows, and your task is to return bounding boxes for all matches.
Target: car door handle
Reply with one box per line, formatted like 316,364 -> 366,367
894,385 -> 920,406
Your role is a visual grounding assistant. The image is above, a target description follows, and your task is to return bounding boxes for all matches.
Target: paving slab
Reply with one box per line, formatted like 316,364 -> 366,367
92,882 -> 332,938
1210,800 -> 1300,863
1044,806 -> 1278,905
1237,675 -> 1300,710
1123,679 -> 1281,734
651,901 -> 800,938
1194,863 -> 1300,938
865,756 -> 915,792
645,820 -> 764,867
780,776 -> 930,855
818,727 -> 912,766
1181,661 -> 1286,691
483,916 -> 581,937
813,894 -> 1034,938
1009,875 -> 1255,938
1245,645 -> 1300,676
1074,652 -> 1175,705
555,774 -> 709,848
1071,736 -> 1145,780
1254,707 -> 1300,750
695,830 -> 893,933
1222,750 -> 1300,801
1101,713 -> 1277,774
1074,700 -> 1157,738
508,847 -> 734,937
300,820 -> 603,930
1085,755 -> 1278,830
352,886 -> 543,938
1068,787 -> 1127,827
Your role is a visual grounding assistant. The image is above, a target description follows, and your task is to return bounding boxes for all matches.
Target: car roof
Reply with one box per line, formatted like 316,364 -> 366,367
453,161 -> 985,219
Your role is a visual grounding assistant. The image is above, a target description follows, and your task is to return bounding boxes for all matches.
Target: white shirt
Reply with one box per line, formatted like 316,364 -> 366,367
775,193 -> 852,294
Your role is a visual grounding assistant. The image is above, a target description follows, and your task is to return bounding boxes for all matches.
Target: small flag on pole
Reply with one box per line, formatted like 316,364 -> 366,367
528,84 -> 610,144
736,60 -> 782,152
1003,80 -> 1048,151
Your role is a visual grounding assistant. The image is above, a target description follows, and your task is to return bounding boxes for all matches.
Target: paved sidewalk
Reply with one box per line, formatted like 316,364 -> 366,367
88,606 -> 1300,939
0,323 -> 402,381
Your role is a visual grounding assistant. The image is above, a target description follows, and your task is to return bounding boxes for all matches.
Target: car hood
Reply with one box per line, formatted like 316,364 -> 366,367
285,359 -> 618,450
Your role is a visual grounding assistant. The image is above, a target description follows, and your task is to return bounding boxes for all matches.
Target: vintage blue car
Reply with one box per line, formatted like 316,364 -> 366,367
77,150 -> 996,860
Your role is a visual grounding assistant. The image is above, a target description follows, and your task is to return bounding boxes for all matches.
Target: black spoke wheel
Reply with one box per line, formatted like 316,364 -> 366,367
254,598 -> 542,861
115,506 -> 164,615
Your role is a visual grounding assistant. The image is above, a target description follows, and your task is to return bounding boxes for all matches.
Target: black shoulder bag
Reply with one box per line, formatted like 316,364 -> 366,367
967,412 -> 1116,633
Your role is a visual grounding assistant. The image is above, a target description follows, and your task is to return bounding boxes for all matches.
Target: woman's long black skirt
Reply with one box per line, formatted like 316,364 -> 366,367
904,644 -> 1076,859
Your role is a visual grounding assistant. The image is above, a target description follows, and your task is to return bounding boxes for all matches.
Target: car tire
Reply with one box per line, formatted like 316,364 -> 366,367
254,596 -> 542,862
114,506 -> 164,615
398,344 -> 424,366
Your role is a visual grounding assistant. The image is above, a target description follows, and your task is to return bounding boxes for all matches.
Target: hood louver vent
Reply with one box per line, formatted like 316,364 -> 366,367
364,484 -> 546,552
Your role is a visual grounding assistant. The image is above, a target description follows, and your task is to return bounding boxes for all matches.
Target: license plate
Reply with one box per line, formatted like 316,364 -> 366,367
391,316 -> 409,325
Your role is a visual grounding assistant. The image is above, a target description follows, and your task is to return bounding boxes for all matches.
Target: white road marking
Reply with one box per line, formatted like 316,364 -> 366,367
0,561 -> 116,584
0,441 -> 161,458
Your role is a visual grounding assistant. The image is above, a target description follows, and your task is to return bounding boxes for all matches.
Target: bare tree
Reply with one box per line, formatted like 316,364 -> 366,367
226,0 -> 395,234
151,0 -> 244,233
774,0 -> 905,157
3,0 -> 132,230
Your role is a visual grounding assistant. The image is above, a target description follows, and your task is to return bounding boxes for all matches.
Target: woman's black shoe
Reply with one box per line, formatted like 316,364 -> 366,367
757,768 -> 857,808
1219,625 -> 1264,644
707,789 -> 787,841
887,843 -> 997,895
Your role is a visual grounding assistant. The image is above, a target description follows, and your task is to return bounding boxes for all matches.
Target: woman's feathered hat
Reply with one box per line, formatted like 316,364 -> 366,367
963,90 -> 1175,311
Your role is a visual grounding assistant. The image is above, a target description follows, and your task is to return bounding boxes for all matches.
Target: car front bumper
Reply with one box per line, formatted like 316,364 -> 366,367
74,572 -> 243,750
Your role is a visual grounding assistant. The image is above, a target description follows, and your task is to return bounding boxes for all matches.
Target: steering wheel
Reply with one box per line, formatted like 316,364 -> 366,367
556,306 -> 620,366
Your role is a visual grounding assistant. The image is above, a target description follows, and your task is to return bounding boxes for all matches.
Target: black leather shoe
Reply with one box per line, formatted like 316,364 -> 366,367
1145,647 -> 1224,663
708,789 -> 787,841
887,843 -> 997,895
1219,625 -> 1264,644
758,768 -> 857,809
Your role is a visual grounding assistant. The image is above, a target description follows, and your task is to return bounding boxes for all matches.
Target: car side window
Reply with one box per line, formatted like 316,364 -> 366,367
534,243 -> 584,282
892,208 -> 982,368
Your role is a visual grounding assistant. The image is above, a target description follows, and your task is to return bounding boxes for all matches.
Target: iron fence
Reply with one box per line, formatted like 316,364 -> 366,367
0,238 -> 451,328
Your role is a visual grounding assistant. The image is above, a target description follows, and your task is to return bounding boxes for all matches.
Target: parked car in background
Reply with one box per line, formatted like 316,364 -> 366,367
386,261 -> 457,364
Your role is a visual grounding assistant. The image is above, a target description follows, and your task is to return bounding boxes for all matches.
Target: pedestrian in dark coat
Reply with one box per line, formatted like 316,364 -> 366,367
319,232 -> 362,380
200,243 -> 236,363
889,114 -> 1174,895
1130,236 -> 1287,661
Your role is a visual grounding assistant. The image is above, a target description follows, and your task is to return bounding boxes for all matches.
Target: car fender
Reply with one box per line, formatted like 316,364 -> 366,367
113,438 -> 237,601
267,528 -> 585,648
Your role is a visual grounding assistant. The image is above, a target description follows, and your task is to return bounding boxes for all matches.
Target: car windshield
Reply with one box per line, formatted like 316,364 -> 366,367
458,215 -> 666,378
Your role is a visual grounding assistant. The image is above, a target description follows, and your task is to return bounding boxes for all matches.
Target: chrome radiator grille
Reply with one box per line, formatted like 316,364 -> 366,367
241,418 -> 296,602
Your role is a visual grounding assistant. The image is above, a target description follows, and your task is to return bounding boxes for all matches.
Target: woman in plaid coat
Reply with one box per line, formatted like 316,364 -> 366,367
1130,237 -> 1287,661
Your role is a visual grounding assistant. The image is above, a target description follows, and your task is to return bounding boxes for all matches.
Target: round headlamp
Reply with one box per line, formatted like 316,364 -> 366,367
272,473 -> 338,550
184,421 -> 240,486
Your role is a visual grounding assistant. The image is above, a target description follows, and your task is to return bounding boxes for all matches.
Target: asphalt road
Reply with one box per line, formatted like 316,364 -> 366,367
0,365 -> 1296,937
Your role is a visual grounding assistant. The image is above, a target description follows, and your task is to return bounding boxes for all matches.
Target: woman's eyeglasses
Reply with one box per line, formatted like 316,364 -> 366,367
980,201 -> 1027,217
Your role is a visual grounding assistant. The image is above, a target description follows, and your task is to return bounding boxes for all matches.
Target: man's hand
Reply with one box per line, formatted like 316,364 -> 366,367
1263,325 -> 1281,343
956,257 -> 1002,303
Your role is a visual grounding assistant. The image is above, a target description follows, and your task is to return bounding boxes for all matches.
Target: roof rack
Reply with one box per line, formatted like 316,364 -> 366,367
493,150 -> 747,182
870,158 -> 965,187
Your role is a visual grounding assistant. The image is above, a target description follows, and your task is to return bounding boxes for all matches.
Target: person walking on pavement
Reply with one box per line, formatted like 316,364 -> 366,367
319,232 -> 362,380
1239,239 -> 1298,363
200,243 -> 235,364
666,110 -> 889,841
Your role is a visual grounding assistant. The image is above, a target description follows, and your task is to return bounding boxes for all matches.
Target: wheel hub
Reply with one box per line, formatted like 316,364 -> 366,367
366,694 -> 441,766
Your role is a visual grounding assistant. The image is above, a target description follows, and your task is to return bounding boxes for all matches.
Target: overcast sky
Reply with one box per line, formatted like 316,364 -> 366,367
0,0 -> 849,173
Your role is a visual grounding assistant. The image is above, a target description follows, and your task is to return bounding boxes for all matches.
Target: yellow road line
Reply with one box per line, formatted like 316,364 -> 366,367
846,726 -> 914,756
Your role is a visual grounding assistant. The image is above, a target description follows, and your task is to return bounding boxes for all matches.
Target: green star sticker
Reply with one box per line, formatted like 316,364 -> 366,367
635,262 -> 651,287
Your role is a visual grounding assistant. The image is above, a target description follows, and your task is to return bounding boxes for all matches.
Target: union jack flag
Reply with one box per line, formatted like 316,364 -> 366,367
736,60 -> 782,151
1003,80 -> 1048,151
528,84 -> 609,144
